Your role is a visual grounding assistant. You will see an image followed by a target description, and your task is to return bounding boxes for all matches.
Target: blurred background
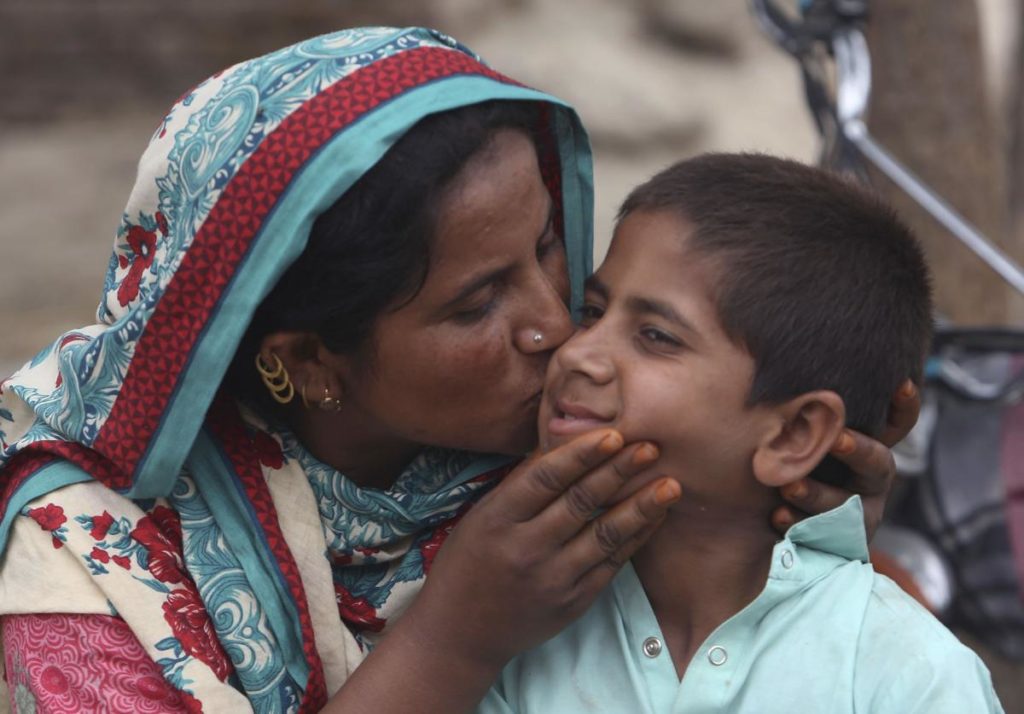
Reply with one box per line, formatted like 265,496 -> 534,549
1,0 -> 1023,709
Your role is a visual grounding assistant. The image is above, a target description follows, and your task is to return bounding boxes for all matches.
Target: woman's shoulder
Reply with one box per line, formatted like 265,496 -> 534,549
0,477 -> 185,616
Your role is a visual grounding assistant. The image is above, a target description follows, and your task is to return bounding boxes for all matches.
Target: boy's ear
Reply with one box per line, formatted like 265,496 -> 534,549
752,390 -> 846,488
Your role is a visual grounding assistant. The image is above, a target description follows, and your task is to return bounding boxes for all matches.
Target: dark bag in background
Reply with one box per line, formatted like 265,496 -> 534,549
883,328 -> 1024,660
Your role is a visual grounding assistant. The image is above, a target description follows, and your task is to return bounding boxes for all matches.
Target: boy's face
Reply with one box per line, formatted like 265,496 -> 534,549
539,210 -> 776,509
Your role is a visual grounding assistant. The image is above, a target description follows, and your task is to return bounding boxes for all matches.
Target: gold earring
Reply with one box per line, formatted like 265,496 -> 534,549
255,353 -> 295,404
300,383 -> 311,409
319,386 -> 343,412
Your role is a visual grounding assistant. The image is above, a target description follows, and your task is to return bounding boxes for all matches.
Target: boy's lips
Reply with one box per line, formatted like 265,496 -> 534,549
546,398 -> 615,437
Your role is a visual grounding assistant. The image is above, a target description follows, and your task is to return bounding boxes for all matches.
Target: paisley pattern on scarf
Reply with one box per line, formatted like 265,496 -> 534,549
170,474 -> 301,713
267,414 -> 510,648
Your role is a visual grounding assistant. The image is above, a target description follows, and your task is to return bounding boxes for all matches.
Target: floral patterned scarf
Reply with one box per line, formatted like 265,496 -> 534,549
0,26 -> 593,713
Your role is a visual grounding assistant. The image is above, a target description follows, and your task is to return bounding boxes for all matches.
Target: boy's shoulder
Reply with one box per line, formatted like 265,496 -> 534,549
858,568 -> 975,658
849,568 -> 1004,713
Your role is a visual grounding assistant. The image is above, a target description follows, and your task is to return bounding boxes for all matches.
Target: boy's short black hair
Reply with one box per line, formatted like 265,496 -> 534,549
618,153 -> 932,439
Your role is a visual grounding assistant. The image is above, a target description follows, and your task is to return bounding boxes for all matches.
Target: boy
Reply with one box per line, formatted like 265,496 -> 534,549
478,154 -> 1004,713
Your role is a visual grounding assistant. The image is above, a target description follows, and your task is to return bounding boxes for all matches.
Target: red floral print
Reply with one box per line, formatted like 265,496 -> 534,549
335,584 -> 386,633
90,547 -> 111,564
26,503 -> 67,549
155,211 -> 169,235
161,587 -> 233,682
27,503 -> 66,531
117,223 -> 159,307
130,514 -> 184,584
90,511 -> 115,540
112,555 -> 132,570
180,690 -> 204,713
253,431 -> 284,470
150,505 -> 184,552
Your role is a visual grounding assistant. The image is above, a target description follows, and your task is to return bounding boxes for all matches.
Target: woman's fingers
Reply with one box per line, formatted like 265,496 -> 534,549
777,477 -> 854,522
829,428 -> 896,497
537,441 -> 661,542
777,473 -> 890,540
770,504 -> 798,534
561,477 -> 680,576
774,428 -> 896,538
492,429 -> 626,522
878,379 -> 921,447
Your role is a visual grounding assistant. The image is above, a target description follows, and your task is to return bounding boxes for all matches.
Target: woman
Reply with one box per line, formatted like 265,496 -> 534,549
0,28 -> 914,713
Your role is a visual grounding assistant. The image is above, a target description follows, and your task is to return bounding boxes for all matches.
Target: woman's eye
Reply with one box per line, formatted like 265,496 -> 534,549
452,297 -> 497,324
640,327 -> 682,348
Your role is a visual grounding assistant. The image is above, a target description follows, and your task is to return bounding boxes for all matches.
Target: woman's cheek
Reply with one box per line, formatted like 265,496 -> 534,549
443,323 -> 509,375
546,256 -> 571,305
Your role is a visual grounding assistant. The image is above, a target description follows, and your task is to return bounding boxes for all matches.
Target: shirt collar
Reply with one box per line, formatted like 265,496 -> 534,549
783,494 -> 870,563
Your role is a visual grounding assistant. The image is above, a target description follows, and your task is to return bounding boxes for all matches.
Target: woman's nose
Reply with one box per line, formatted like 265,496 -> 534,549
516,271 -> 574,354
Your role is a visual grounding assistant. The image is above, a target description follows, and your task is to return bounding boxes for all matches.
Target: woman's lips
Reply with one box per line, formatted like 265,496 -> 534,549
545,399 -> 613,437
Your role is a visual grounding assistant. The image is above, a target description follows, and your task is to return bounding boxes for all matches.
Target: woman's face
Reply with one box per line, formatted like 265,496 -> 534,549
337,129 -> 574,456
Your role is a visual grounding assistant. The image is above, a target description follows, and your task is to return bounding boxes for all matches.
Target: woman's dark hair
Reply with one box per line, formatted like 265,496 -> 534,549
227,99 -> 543,406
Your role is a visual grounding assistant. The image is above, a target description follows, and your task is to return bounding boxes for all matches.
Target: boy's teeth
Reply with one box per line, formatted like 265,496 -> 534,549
563,412 -> 576,420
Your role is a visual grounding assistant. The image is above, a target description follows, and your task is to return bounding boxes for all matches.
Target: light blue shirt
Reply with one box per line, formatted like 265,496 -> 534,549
479,497 -> 1004,713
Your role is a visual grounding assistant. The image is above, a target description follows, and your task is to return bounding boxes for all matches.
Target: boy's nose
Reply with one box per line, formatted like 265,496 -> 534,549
554,326 -> 615,385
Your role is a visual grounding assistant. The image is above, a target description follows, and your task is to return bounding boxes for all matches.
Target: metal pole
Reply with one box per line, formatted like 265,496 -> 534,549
843,118 -> 1024,299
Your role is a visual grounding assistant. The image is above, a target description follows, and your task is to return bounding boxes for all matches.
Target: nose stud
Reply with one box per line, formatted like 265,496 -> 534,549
532,331 -> 544,345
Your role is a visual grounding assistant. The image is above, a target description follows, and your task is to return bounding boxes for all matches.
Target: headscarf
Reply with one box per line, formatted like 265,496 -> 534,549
0,27 -> 593,712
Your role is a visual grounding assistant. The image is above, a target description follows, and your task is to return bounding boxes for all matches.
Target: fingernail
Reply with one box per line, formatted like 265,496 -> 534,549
598,431 -> 624,454
833,432 -> 855,455
632,443 -> 659,466
774,509 -> 795,530
785,481 -> 808,501
654,479 -> 681,505
899,381 -> 916,400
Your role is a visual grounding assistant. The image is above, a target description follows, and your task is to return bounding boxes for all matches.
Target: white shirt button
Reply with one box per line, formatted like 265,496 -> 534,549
781,549 -> 794,569
642,636 -> 663,658
707,645 -> 728,666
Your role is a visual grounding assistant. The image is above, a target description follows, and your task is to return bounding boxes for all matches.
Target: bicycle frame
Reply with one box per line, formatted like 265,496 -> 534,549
751,0 -> 1024,300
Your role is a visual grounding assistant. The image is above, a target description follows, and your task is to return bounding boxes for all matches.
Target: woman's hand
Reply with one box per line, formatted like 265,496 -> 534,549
771,379 -> 921,539
325,428 -> 678,714
414,428 -> 678,666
